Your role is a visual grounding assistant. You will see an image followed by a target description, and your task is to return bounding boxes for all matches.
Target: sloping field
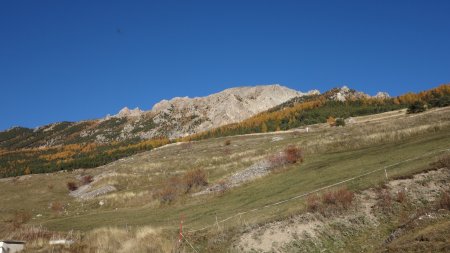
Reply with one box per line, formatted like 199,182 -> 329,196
0,107 -> 449,252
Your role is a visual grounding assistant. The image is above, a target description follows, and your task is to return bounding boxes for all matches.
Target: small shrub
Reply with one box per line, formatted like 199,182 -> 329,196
224,140 -> 231,146
306,187 -> 354,215
158,186 -> 178,203
431,155 -> 450,170
284,145 -> 304,164
335,118 -> 346,127
407,101 -> 427,114
81,175 -> 94,185
377,189 -> 392,213
306,194 -> 322,212
396,190 -> 407,203
183,168 -> 208,193
322,191 -> 337,205
157,169 -> 208,203
268,153 -> 285,168
23,167 -> 31,175
67,181 -> 78,191
335,187 -> 354,209
437,191 -> 450,210
327,116 -> 336,127
50,201 -> 64,213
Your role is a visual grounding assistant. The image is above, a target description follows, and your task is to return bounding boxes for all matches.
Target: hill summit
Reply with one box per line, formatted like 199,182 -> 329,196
150,84 -> 316,138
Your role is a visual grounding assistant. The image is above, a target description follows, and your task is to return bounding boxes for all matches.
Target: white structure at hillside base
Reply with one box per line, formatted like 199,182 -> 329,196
0,240 -> 25,253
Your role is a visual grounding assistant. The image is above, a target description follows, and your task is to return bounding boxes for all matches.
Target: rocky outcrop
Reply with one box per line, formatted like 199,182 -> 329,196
374,92 -> 390,99
150,84 -> 308,137
327,86 -> 390,102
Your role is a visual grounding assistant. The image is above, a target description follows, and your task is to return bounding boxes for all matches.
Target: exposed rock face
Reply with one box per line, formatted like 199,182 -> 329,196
104,107 -> 144,119
374,92 -> 390,99
328,86 -> 370,101
326,86 -> 389,102
150,84 -> 307,137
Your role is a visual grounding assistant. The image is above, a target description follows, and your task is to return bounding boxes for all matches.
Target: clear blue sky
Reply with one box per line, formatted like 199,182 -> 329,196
1,0 -> 449,130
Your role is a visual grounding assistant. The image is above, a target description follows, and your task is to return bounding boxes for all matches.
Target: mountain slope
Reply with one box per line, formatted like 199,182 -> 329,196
151,84 -> 309,138
1,84 -> 448,178
0,84 -> 306,149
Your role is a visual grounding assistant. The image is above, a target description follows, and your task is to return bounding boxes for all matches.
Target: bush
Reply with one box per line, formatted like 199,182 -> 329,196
50,201 -> 64,213
268,153 -> 285,167
67,181 -> 78,191
437,191 -> 450,210
335,118 -> 346,126
158,186 -> 178,203
321,187 -> 354,209
284,145 -> 304,164
183,168 -> 208,193
268,146 -> 304,170
335,187 -> 354,209
81,175 -> 94,185
306,194 -> 322,212
431,155 -> 450,170
327,116 -> 336,127
407,101 -> 427,114
306,187 -> 354,215
322,191 -> 337,205
376,189 -> 392,213
396,190 -> 407,203
157,169 -> 208,203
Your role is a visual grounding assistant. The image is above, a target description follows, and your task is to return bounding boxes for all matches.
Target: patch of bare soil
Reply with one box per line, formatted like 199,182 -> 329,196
70,171 -> 118,200
194,160 -> 273,196
236,168 -> 449,252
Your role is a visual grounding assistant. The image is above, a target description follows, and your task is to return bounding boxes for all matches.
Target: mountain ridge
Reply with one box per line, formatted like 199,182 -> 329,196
1,84 -> 313,148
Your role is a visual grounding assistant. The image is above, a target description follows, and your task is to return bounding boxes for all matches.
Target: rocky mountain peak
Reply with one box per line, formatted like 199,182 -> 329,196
374,92 -> 390,99
117,107 -> 143,118
105,107 -> 144,119
151,84 -> 307,137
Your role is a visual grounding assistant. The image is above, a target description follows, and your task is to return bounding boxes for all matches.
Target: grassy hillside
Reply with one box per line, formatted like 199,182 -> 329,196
1,85 -> 448,178
0,106 -> 449,252
182,84 -> 450,141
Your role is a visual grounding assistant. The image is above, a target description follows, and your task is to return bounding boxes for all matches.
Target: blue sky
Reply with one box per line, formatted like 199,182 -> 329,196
1,0 -> 449,130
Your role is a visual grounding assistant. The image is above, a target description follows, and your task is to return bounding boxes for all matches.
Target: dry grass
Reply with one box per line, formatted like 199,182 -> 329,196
376,188 -> 393,213
6,211 -> 32,229
50,201 -> 64,214
82,226 -> 174,253
0,107 -> 448,252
